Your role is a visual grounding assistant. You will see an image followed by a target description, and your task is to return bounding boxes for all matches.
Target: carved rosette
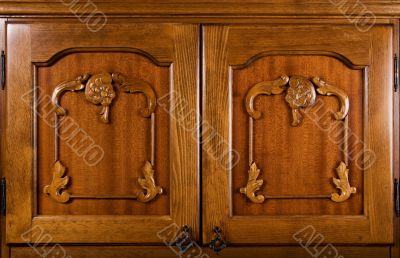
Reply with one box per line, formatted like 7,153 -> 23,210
241,75 -> 356,204
84,73 -> 116,123
284,76 -> 316,126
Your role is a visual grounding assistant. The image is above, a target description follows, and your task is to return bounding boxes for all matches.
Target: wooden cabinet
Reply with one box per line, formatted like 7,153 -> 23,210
0,2 -> 399,258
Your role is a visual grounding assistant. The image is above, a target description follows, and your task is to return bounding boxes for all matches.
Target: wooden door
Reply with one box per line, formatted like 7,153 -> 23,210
5,21 -> 199,244
203,24 -> 394,244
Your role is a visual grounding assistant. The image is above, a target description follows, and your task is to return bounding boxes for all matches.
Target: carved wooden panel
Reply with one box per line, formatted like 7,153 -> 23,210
37,52 -> 170,215
203,24 -> 395,245
232,55 -> 363,216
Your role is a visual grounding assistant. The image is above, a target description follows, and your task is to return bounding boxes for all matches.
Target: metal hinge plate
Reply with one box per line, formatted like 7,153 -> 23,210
0,177 -> 5,216
395,178 -> 400,217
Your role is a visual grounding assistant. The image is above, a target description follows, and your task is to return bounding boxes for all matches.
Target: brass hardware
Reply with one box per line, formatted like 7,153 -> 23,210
242,75 -> 356,204
208,227 -> 226,254
171,225 -> 194,254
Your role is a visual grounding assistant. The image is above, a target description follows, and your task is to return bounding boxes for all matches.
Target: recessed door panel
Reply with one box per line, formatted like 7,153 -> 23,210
203,24 -> 393,244
6,22 -> 199,243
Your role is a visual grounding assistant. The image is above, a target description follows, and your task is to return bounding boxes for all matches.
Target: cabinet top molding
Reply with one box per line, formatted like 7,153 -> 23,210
0,0 -> 400,17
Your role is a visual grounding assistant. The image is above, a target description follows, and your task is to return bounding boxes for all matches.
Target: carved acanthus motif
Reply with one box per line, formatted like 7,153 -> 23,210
240,163 -> 265,204
245,75 -> 349,126
43,160 -> 163,203
137,161 -> 164,203
331,162 -> 356,202
43,161 -> 70,203
51,72 -> 157,123
46,72 -> 163,204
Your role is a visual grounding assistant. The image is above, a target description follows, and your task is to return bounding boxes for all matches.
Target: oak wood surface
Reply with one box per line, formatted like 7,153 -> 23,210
0,0 -> 399,17
203,24 -> 394,244
232,55 -> 363,216
5,21 -> 199,244
37,52 -> 170,216
9,245 -> 391,258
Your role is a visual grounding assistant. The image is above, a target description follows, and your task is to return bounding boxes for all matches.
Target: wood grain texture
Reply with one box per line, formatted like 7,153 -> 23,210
9,245 -> 391,258
37,52 -> 170,216
233,56 -> 363,216
203,24 -> 394,244
0,0 -> 399,17
0,17 -> 8,258
5,22 -> 199,244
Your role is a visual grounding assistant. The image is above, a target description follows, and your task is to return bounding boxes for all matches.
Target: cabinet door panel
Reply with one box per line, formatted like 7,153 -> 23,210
203,24 -> 393,244
6,22 -> 199,243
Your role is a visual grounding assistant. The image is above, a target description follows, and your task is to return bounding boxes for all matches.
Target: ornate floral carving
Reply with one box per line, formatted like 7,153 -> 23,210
240,162 -> 265,204
85,73 -> 116,123
245,75 -> 349,126
285,76 -> 316,126
331,162 -> 356,202
137,161 -> 163,203
46,73 -> 163,204
43,161 -> 70,203
51,72 -> 157,123
242,75 -> 356,204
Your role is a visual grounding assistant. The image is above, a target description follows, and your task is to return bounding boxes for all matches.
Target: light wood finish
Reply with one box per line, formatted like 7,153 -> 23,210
5,22 -> 199,243
203,24 -> 393,244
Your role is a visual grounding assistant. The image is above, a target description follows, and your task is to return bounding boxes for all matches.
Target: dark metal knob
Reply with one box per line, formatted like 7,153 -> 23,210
171,225 -> 194,254
208,226 -> 226,254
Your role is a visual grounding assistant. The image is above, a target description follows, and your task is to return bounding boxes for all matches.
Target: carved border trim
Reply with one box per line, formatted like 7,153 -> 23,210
240,75 -> 356,204
44,72 -> 163,203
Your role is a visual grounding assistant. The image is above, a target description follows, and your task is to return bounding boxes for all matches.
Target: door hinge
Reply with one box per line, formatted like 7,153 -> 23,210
395,179 -> 400,217
395,54 -> 399,92
0,177 -> 5,216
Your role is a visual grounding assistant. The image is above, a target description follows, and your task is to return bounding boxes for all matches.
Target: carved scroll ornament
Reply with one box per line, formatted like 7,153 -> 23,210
245,75 -> 349,126
45,72 -> 163,203
241,75 -> 355,204
51,73 -> 156,123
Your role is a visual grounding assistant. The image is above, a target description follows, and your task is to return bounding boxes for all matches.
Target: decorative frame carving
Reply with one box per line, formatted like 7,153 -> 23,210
240,75 -> 356,204
44,72 -> 163,203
